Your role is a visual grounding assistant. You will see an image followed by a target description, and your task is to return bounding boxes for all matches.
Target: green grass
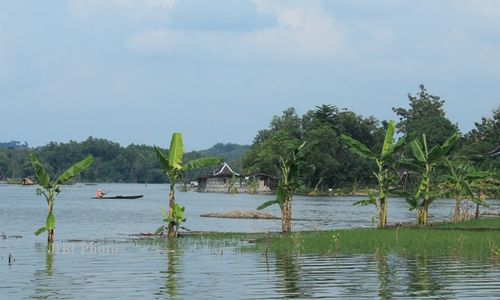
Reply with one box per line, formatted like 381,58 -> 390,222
128,219 -> 500,259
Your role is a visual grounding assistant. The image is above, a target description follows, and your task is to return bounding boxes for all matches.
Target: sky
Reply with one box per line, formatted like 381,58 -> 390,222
0,0 -> 499,150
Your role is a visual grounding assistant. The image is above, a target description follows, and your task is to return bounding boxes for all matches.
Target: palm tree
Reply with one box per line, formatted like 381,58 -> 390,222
30,153 -> 93,243
341,120 -> 412,228
257,142 -> 308,233
154,133 -> 221,237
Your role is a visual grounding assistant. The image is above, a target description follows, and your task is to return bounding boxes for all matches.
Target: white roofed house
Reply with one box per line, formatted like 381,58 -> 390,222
197,162 -> 277,194
197,162 -> 243,193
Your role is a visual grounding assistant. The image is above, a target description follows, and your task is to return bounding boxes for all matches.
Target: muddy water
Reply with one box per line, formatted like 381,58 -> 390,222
1,183 -> 499,298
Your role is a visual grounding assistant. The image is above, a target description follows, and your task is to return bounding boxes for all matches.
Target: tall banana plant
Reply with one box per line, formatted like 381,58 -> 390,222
154,133 -> 222,238
405,132 -> 460,225
341,120 -> 412,228
257,142 -> 308,233
30,153 -> 93,243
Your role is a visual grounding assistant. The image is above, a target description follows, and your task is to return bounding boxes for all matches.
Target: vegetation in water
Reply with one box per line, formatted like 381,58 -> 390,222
341,120 -> 413,228
154,133 -> 222,238
30,153 -> 93,243
257,142 -> 309,233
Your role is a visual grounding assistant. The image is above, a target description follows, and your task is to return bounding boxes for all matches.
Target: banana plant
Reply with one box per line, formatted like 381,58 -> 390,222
340,120 -> 412,228
440,160 -> 491,222
257,141 -> 308,233
30,153 -> 93,243
405,132 -> 460,225
154,133 -> 222,238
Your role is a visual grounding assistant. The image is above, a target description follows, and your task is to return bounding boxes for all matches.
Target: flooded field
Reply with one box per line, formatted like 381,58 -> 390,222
1,183 -> 499,298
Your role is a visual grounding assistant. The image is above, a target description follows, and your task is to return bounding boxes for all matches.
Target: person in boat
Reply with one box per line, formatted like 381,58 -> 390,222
96,189 -> 106,199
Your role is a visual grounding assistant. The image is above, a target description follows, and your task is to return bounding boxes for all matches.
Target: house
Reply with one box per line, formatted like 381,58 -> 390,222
197,162 -> 243,193
197,162 -> 277,194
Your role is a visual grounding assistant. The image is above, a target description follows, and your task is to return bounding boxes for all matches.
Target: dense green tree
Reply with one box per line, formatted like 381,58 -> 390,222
393,85 -> 458,148
459,107 -> 499,170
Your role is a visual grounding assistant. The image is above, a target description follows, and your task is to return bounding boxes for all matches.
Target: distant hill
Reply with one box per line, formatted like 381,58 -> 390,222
184,143 -> 250,179
197,143 -> 250,165
0,141 -> 28,149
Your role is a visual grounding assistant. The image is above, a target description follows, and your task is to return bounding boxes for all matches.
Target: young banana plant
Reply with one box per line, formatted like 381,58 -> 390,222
404,132 -> 460,225
30,153 -> 93,243
257,141 -> 308,233
154,133 -> 222,237
341,120 -> 412,228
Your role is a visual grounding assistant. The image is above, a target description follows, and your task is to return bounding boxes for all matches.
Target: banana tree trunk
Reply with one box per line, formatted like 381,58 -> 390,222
168,187 -> 176,238
47,230 -> 54,243
453,196 -> 462,223
281,198 -> 292,233
48,202 -> 54,243
378,199 -> 387,228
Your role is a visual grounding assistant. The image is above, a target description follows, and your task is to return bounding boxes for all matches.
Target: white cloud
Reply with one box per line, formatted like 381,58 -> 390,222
240,0 -> 347,59
126,0 -> 348,60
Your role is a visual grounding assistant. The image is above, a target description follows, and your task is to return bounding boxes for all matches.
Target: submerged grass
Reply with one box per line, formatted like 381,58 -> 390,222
127,219 -> 500,259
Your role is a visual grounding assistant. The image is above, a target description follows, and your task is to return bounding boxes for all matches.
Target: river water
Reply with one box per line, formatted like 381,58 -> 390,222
1,183 -> 499,299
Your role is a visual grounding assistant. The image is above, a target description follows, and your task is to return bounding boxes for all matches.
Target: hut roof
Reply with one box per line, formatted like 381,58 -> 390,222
213,162 -> 240,177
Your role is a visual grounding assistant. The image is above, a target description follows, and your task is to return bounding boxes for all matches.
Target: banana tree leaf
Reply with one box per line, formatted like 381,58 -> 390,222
155,226 -> 165,235
183,157 -> 223,171
257,199 -> 279,210
154,146 -> 171,172
340,134 -> 377,160
410,140 -> 426,163
440,132 -> 460,155
34,226 -> 47,236
397,159 -> 421,171
381,120 -> 395,157
428,146 -> 444,164
29,153 -> 51,188
46,213 -> 55,230
55,155 -> 93,185
168,133 -> 184,170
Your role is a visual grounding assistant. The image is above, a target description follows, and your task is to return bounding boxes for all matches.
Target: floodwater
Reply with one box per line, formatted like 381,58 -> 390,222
1,183 -> 499,299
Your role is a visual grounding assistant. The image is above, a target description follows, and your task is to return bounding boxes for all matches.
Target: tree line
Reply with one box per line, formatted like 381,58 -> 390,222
0,138 -> 247,183
242,85 -> 499,194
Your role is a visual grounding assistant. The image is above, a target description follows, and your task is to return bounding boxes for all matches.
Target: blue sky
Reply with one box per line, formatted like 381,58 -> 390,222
1,0 -> 499,150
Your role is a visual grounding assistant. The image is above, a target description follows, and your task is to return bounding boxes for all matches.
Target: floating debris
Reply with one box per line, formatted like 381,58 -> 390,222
200,210 -> 280,219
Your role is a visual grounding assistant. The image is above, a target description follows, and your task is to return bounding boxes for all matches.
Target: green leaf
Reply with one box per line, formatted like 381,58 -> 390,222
257,199 -> 279,210
46,213 -> 55,230
168,133 -> 184,170
55,155 -> 93,185
340,134 -> 377,160
440,132 -> 460,156
381,120 -> 395,157
161,206 -> 169,219
183,157 -> 223,171
410,139 -> 426,163
155,226 -> 165,235
29,153 -> 51,188
154,146 -> 171,172
34,226 -> 47,236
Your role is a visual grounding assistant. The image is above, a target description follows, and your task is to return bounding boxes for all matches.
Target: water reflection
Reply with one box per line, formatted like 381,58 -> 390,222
32,243 -> 57,298
275,253 -> 306,298
405,255 -> 446,298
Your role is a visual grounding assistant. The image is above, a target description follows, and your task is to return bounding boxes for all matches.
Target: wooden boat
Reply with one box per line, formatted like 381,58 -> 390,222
92,195 -> 144,199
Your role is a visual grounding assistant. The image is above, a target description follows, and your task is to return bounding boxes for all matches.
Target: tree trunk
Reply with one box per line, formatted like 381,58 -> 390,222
281,198 -> 292,233
475,203 -> 480,220
47,229 -> 54,243
168,188 -> 176,238
378,199 -> 387,228
453,197 -> 462,223
421,198 -> 429,226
